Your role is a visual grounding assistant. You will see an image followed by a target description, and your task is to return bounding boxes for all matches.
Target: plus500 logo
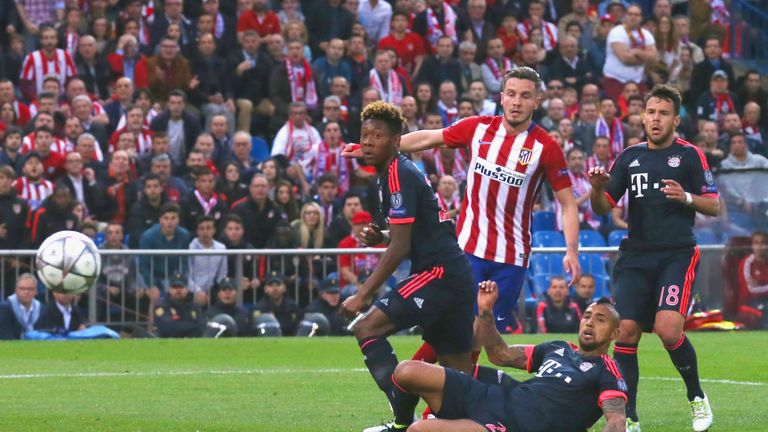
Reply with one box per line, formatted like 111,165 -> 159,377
473,160 -> 526,187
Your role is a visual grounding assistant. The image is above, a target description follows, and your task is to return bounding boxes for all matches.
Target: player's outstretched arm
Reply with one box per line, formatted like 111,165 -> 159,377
399,129 -> 446,153
601,398 -> 627,432
660,179 -> 720,217
588,167 -> 614,215
476,281 -> 530,370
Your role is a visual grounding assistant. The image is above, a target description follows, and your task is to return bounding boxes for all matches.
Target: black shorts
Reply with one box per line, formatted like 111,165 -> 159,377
373,256 -> 474,355
613,247 -> 701,330
437,368 -> 521,432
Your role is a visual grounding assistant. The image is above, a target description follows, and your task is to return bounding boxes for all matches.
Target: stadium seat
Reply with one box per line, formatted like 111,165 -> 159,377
530,253 -> 565,275
531,211 -> 556,232
593,275 -> 612,299
94,232 -> 105,247
578,253 -> 607,276
532,274 -> 554,297
579,230 -> 607,247
250,137 -> 271,162
608,230 -> 628,247
532,230 -> 566,248
694,229 -> 719,245
727,211 -> 755,231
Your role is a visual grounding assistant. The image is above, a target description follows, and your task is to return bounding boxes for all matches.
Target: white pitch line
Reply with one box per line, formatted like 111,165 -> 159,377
0,369 -> 764,387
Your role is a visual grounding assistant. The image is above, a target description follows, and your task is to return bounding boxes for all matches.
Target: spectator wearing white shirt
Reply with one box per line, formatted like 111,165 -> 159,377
188,215 -> 228,307
602,4 -> 657,100
271,102 -> 322,194
358,0 -> 392,43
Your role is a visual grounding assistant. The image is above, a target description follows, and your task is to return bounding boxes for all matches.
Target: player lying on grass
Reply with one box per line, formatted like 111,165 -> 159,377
392,280 -> 628,432
340,101 -> 475,432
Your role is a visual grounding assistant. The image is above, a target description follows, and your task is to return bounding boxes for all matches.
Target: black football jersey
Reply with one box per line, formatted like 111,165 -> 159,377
604,139 -> 719,251
512,341 -> 628,432
378,154 -> 464,273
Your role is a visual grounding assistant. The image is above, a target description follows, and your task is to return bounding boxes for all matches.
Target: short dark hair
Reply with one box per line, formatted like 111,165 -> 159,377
391,10 -> 409,20
0,165 -> 16,179
4,126 -> 22,137
729,131 -> 745,142
143,173 -> 162,185
501,66 -> 542,93
627,95 -> 644,105
34,125 -> 53,135
152,131 -> 168,140
360,101 -> 406,135
195,166 -> 215,178
644,84 -> 682,115
317,174 -> 338,187
159,202 -> 181,216
590,297 -> 621,325
195,214 -> 216,229
565,20 -> 582,32
565,147 -> 584,159
343,191 -> 361,204
168,89 -> 187,102
578,273 -> 595,283
225,213 -> 244,226
38,92 -> 55,101
752,230 -> 768,241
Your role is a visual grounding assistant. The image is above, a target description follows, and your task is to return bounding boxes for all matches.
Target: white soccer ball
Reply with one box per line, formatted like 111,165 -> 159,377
35,231 -> 102,295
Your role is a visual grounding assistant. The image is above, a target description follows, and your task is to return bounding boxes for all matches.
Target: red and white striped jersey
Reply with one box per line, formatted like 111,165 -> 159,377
443,116 -> 571,266
21,133 -> 71,156
12,177 -> 54,211
552,170 -> 600,231
109,127 -> 154,155
20,49 -> 77,97
585,154 -> 614,172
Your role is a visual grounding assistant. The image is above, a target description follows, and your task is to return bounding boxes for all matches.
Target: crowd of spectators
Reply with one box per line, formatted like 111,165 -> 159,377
0,0 -> 767,335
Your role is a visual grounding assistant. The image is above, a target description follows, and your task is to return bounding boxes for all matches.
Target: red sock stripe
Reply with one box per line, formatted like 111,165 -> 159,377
360,338 -> 378,351
391,374 -> 409,394
680,247 -> 700,315
613,346 -> 638,355
388,158 -> 400,193
602,354 -> 624,380
472,364 -> 479,380
665,333 -> 686,351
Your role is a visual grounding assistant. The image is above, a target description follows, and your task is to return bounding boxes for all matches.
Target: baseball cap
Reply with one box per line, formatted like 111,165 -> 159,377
601,14 -> 615,23
265,271 -> 285,285
217,277 -> 236,290
351,211 -> 373,225
711,70 -> 728,80
169,274 -> 187,287
23,152 -> 42,164
319,273 -> 341,293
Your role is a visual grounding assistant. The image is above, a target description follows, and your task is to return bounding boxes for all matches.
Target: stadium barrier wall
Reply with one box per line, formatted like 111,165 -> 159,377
0,246 -> 728,330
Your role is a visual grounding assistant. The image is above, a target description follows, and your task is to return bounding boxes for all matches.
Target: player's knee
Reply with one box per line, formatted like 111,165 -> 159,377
654,322 -> 683,346
394,360 -> 420,387
617,322 -> 642,343
406,421 -> 429,432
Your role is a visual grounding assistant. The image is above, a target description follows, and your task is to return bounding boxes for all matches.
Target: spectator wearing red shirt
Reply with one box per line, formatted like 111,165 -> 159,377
0,80 -> 31,128
29,126 -> 65,181
737,231 -> 768,329
337,211 -> 382,287
377,11 -> 425,77
237,0 -> 281,42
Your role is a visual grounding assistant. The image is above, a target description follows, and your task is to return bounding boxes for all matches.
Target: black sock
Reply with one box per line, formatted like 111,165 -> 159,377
665,334 -> 704,401
359,337 -> 418,426
614,342 -> 640,421
474,365 -> 519,389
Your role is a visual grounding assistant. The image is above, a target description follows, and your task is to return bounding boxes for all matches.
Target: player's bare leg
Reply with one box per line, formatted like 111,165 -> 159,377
436,352 -> 473,375
654,310 -> 712,431
394,361 -> 487,432
612,319 -> 643,431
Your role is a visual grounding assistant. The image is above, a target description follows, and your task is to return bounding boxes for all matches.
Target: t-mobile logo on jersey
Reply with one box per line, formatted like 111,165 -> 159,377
630,172 -> 649,198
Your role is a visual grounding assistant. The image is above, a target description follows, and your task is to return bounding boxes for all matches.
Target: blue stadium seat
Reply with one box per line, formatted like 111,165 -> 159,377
531,211 -> 556,232
532,274 -> 555,297
530,253 -> 565,275
608,230 -> 628,247
532,230 -> 566,248
728,211 -> 755,231
593,275 -> 612,299
94,232 -> 106,248
523,279 -> 538,308
250,137 -> 271,162
694,229 -> 719,245
579,230 -> 607,247
579,253 -> 607,276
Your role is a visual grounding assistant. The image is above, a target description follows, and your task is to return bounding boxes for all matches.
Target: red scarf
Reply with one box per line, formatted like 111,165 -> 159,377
286,120 -> 318,162
432,148 -> 466,184
484,56 -> 514,80
194,189 -> 219,215
425,4 -> 457,50
715,93 -> 735,115
286,59 -> 318,109
625,26 -> 646,48
369,69 -> 403,105
315,140 -> 350,193
595,116 -> 624,158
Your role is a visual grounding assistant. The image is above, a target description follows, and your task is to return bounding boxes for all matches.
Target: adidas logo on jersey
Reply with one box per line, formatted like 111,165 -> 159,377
629,159 -> 640,167
414,297 -> 424,309
555,348 -> 565,356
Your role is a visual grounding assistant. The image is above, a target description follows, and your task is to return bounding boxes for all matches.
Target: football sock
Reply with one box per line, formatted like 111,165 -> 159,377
411,342 -> 437,363
665,334 -> 704,401
359,337 -> 417,426
614,342 -> 640,421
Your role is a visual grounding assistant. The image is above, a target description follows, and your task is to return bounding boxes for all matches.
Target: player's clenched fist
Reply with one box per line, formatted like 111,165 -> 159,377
588,166 -> 611,189
477,280 -> 499,312
359,223 -> 383,246
341,143 -> 362,158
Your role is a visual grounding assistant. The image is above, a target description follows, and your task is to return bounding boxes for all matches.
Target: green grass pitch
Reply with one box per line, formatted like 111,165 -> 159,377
1,332 -> 766,431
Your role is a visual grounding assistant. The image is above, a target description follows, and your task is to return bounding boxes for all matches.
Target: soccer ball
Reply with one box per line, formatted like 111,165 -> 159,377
35,231 -> 102,295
